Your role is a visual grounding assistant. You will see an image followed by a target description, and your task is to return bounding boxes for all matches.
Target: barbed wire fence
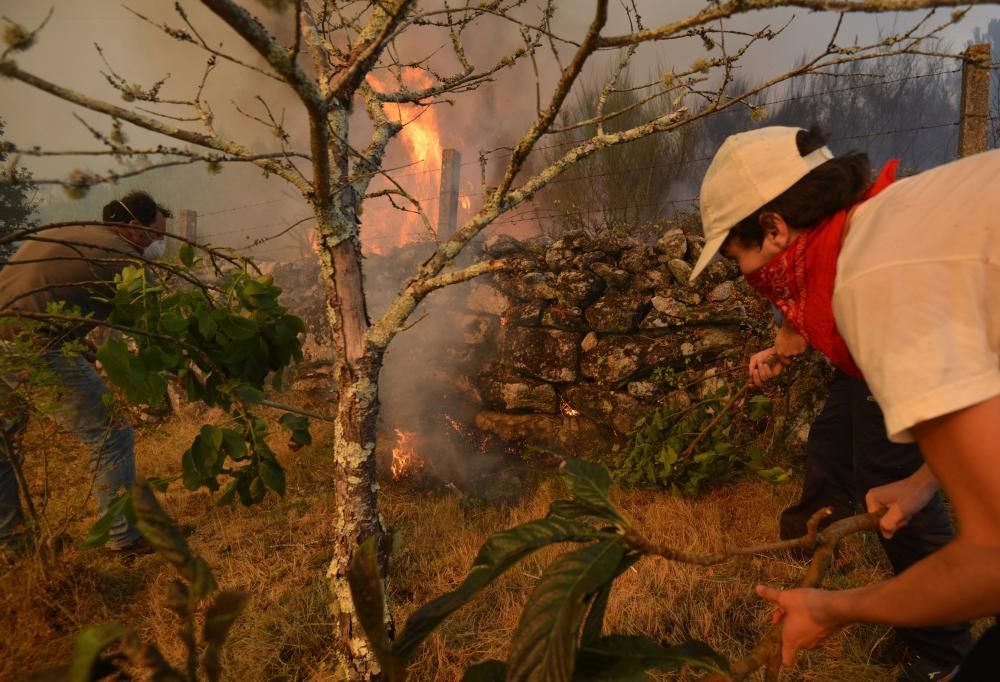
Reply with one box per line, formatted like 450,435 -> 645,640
179,53 -> 993,262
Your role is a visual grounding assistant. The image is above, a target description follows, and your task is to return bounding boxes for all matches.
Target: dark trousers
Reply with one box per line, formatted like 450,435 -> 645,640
779,370 -> 972,668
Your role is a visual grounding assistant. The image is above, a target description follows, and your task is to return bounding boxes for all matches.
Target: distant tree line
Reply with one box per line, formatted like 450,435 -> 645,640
0,117 -> 38,264
541,36 -> 1000,235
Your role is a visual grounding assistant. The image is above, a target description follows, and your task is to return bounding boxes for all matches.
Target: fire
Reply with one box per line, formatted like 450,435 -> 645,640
391,428 -> 425,480
365,68 -> 443,254
460,195 -> 471,210
560,399 -> 581,417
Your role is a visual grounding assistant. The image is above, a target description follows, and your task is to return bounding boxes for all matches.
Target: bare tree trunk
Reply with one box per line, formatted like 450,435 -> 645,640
314,211 -> 387,680
328,355 -> 386,680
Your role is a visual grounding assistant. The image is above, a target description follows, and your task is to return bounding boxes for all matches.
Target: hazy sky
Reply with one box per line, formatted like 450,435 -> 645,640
1,1 -> 996,255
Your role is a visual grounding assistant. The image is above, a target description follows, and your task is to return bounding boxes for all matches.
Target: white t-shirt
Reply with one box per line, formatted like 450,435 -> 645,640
833,149 -> 1000,442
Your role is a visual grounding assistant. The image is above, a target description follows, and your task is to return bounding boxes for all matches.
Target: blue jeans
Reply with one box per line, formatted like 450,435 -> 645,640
0,350 -> 140,549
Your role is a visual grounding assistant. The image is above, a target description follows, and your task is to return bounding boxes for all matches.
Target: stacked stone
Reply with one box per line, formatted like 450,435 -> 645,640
466,223 -> 768,460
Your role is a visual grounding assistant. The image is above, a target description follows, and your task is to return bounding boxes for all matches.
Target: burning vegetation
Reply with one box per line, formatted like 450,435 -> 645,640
390,429 -> 425,481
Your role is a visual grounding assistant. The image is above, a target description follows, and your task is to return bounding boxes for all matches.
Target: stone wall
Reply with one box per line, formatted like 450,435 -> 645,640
261,221 -> 825,469
463,219 -> 780,460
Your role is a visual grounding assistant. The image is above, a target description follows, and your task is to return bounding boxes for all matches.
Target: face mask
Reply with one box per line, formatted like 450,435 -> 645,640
142,239 -> 166,261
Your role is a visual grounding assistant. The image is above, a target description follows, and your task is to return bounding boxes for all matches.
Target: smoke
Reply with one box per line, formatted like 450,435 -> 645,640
2,1 -> 996,488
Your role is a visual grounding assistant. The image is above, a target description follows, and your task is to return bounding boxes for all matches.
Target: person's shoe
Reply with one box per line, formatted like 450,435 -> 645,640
897,649 -> 960,682
107,536 -> 156,559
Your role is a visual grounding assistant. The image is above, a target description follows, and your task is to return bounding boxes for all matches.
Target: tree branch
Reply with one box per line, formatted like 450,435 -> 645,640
597,0 -> 988,48
328,0 -> 415,104
368,259 -> 508,347
696,511 -> 886,682
493,0 -> 610,202
199,0 -> 323,106
0,61 -> 313,195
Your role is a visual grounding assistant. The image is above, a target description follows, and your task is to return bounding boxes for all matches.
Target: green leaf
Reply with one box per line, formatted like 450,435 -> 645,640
82,505 -> 117,549
575,636 -> 728,680
182,448 -> 205,490
96,338 -> 133,389
278,412 -> 311,446
347,539 -> 406,680
216,479 -> 239,507
506,539 -> 627,682
236,475 -> 253,506
580,553 -> 642,646
131,481 -> 217,599
68,622 -> 129,682
178,242 -> 195,268
159,312 -> 188,335
461,660 -> 507,682
188,425 -> 224,483
548,499 -> 621,523
201,591 -> 250,682
233,384 -> 265,405
82,491 -> 134,548
754,466 -> 791,485
220,428 -> 248,461
248,476 -> 266,503
748,394 -> 773,420
196,309 -> 218,338
392,518 -> 606,660
561,459 -> 627,526
221,316 -> 258,340
259,459 -> 286,496
186,556 -> 218,601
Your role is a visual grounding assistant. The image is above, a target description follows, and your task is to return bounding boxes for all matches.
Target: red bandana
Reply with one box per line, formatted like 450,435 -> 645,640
744,160 -> 900,377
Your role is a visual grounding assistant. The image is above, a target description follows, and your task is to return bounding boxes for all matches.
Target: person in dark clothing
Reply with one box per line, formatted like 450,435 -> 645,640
692,125 -> 999,678
751,320 -> 971,681
0,191 -> 169,557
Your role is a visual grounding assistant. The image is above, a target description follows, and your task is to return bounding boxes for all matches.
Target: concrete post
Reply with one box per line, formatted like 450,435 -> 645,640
168,209 -> 197,257
958,43 -> 992,158
437,149 -> 461,240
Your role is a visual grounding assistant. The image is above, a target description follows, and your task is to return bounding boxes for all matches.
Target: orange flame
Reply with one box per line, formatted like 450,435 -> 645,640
365,68 -> 443,254
560,399 -> 581,417
391,428 -> 425,480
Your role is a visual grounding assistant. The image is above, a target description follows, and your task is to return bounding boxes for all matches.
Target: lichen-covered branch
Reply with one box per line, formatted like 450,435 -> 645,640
697,510 -> 886,682
327,0 -> 414,104
200,0 -> 323,106
0,61 -> 312,195
124,4 -> 282,82
493,0 -> 610,201
369,259 -> 508,348
598,0 -> 991,48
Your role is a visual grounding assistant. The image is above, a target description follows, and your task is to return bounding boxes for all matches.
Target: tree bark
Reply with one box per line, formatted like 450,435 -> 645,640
327,353 -> 387,680
313,211 -> 388,680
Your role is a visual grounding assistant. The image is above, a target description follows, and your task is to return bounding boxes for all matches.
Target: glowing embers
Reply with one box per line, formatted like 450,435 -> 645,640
390,428 -> 425,480
560,399 -> 580,417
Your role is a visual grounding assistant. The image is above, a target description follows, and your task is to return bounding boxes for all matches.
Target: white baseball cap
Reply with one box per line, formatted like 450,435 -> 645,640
689,126 -> 833,281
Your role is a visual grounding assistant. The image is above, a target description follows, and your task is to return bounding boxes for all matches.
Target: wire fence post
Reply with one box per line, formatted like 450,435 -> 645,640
958,43 -> 992,158
437,149 -> 461,240
169,209 -> 197,257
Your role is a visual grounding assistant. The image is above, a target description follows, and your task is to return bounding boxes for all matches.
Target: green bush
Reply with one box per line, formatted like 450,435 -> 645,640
614,385 -> 789,495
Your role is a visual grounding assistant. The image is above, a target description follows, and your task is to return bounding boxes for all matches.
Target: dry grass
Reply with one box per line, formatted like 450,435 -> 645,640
0,399 -> 933,682
384,480 -> 901,682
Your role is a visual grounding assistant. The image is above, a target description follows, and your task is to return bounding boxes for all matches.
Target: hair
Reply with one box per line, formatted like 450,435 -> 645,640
102,190 -> 172,227
725,125 -> 871,249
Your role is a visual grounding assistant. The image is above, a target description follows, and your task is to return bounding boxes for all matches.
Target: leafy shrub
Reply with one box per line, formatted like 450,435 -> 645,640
349,459 -> 729,681
63,481 -> 248,681
614,384 -> 789,495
